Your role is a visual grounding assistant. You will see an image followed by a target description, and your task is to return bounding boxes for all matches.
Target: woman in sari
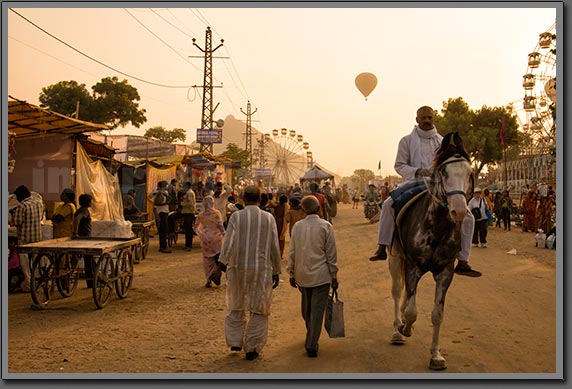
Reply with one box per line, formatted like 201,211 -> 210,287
194,195 -> 226,288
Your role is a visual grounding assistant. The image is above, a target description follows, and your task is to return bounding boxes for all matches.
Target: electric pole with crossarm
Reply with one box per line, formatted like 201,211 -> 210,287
240,101 -> 257,174
191,27 -> 226,154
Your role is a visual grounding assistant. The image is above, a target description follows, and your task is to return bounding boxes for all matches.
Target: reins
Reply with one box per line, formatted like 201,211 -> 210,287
424,156 -> 472,208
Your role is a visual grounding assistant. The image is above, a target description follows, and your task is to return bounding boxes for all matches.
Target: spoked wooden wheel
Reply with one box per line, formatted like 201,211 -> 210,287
93,253 -> 115,309
141,227 -> 150,259
132,229 -> 143,264
133,242 -> 143,264
115,248 -> 134,299
30,254 -> 56,305
55,253 -> 81,298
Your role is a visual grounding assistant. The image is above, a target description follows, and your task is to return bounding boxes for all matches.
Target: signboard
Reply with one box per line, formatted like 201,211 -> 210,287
196,128 -> 222,144
255,168 -> 272,177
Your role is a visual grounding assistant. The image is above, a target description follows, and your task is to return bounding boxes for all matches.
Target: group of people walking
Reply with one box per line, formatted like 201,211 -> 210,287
211,185 -> 339,360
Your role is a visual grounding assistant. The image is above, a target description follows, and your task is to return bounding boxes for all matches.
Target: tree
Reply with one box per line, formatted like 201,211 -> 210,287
38,77 -> 147,130
144,126 -> 186,143
434,97 -> 520,178
350,169 -> 375,192
219,143 -> 251,178
91,77 -> 147,129
39,80 -> 95,119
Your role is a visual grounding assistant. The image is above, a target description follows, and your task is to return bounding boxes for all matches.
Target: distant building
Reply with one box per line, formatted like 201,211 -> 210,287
89,133 -> 197,161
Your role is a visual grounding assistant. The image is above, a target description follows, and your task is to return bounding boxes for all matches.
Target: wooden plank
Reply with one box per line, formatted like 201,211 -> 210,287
18,237 -> 141,256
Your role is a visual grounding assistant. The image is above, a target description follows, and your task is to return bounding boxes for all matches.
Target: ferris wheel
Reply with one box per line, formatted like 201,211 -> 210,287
509,21 -> 556,154
261,128 -> 313,186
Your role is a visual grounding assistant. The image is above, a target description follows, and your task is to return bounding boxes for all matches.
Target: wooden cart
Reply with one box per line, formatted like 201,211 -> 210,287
18,237 -> 140,309
130,221 -> 153,263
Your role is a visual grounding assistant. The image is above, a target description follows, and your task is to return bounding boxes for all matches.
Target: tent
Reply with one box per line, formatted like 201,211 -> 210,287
300,165 -> 334,182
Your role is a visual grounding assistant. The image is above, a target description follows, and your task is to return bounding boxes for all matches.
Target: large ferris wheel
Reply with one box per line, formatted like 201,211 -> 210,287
257,128 -> 313,186
509,21 -> 556,155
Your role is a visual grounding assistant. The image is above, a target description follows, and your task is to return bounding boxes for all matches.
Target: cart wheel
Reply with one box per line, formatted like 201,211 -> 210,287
142,228 -> 150,259
133,243 -> 143,264
93,253 -> 115,309
55,253 -> 80,298
30,254 -> 56,305
115,248 -> 133,299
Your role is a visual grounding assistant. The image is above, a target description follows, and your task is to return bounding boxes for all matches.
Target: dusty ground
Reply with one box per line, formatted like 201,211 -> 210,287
5,203 -> 558,377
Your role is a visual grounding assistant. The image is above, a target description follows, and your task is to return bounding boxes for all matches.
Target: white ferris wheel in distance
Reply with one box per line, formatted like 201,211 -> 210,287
261,128 -> 313,186
508,21 -> 556,155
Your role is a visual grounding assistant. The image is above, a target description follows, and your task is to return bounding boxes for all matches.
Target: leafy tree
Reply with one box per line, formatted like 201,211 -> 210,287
91,77 -> 146,129
38,77 -> 147,130
219,143 -> 251,178
219,143 -> 250,168
434,97 -> 520,178
144,126 -> 186,143
350,169 -> 375,192
39,80 -> 95,119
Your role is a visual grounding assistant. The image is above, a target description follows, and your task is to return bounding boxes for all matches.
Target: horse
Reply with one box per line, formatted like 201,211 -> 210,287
388,132 -> 474,370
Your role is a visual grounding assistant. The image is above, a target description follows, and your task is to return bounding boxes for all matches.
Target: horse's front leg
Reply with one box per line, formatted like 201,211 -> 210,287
428,265 -> 455,370
389,255 -> 406,344
400,265 -> 423,338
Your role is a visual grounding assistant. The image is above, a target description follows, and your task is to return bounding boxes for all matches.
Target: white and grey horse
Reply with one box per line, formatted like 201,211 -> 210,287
388,132 -> 474,370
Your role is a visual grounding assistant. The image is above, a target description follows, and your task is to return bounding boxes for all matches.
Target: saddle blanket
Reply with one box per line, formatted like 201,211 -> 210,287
390,180 -> 427,216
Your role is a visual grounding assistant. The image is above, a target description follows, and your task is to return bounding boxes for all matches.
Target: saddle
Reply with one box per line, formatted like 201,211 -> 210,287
390,180 -> 428,217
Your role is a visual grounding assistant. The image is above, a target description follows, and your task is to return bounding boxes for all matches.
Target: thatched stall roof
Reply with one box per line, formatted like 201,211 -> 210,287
8,96 -> 109,140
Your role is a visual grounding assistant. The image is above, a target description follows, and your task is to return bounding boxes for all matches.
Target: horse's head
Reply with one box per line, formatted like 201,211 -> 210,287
431,132 -> 474,223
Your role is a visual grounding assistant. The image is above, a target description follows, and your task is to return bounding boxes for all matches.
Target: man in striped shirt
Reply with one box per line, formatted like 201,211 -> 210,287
10,185 -> 44,292
219,185 -> 281,361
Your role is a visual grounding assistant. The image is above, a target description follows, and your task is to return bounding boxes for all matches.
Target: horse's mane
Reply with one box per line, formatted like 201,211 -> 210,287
433,132 -> 470,169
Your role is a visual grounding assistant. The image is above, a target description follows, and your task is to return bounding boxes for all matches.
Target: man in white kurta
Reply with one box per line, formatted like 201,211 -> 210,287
219,186 -> 282,361
370,106 -> 480,277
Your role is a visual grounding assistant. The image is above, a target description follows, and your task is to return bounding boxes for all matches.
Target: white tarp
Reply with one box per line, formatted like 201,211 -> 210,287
75,141 -> 124,222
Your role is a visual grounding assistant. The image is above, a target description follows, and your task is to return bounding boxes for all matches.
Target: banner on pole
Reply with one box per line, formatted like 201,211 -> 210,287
197,128 -> 222,144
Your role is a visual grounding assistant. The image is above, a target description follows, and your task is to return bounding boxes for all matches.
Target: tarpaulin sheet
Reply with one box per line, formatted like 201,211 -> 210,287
8,133 -> 73,201
75,141 -> 124,221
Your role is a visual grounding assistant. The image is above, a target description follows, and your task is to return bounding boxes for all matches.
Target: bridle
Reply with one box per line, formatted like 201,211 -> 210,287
423,155 -> 474,208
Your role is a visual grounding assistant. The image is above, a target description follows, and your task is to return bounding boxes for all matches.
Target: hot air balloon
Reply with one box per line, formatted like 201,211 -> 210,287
355,72 -> 378,100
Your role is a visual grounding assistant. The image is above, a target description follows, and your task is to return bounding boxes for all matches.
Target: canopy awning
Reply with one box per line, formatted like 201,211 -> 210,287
8,95 -> 109,140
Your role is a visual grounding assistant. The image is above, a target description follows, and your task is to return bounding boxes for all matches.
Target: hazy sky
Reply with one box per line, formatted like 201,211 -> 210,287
7,4 -> 557,177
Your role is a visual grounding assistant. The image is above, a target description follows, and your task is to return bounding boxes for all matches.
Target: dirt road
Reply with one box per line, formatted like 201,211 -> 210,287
6,203 -> 558,376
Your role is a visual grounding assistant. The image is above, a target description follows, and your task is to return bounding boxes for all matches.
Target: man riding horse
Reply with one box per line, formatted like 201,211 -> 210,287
369,105 -> 481,278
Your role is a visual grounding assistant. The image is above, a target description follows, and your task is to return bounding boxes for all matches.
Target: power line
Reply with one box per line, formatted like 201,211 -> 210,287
9,35 -> 101,79
10,8 -> 197,89
150,8 -> 196,39
124,9 -> 203,72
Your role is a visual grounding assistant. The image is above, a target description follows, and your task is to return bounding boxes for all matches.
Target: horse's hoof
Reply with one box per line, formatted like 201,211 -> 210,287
398,324 -> 412,337
391,331 -> 406,344
429,357 -> 447,370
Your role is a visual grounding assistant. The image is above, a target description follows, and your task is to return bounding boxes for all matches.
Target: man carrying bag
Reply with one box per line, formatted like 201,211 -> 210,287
288,195 -> 339,358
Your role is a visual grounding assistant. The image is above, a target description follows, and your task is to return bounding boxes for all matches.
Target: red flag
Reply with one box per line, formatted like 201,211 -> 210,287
500,116 -> 506,145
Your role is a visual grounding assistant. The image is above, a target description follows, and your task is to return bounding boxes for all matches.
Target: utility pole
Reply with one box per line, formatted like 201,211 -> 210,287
192,27 -> 224,154
257,134 -> 269,169
240,101 -> 257,175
